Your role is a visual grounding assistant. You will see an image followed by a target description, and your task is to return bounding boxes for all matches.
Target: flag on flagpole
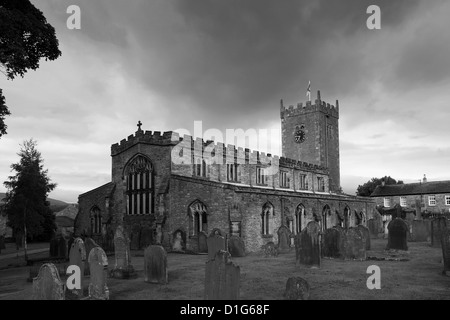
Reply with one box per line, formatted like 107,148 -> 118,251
306,81 -> 311,101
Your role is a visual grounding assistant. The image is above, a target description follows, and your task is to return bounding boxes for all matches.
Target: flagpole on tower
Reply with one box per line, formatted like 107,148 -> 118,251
306,81 -> 311,102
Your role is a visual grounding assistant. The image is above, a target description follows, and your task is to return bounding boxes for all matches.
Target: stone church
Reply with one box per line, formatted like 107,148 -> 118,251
75,91 -> 377,253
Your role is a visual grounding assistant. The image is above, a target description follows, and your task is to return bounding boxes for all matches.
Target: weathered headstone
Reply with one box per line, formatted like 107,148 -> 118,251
88,246 -> 109,300
343,228 -> 366,260
322,227 -> 342,259
262,241 -> 278,257
296,221 -> 321,267
283,277 -> 310,300
207,234 -> 226,261
228,235 -> 246,257
32,263 -> 65,300
277,225 -> 291,253
411,220 -> 429,242
357,225 -> 371,250
386,218 -> 408,251
205,250 -> 240,300
111,228 -> 135,279
198,231 -> 208,253
172,229 -> 185,252
441,229 -> 450,274
83,237 -> 99,276
431,217 -> 447,248
144,245 -> 168,284
140,226 -> 152,249
69,238 -> 86,295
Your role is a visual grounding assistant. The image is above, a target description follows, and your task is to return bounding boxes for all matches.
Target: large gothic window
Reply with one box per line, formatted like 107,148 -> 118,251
90,206 -> 101,235
125,155 -> 153,215
189,200 -> 207,236
261,202 -> 274,235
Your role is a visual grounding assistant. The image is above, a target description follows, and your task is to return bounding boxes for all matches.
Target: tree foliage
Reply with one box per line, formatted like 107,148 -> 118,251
356,176 -> 404,197
3,139 -> 57,241
0,89 -> 10,138
0,0 -> 62,80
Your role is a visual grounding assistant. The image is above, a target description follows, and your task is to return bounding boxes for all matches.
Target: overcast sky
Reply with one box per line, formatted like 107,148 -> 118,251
1,0 -> 450,203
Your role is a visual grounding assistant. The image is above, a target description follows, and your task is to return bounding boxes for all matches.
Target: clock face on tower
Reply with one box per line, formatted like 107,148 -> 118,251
294,129 -> 305,143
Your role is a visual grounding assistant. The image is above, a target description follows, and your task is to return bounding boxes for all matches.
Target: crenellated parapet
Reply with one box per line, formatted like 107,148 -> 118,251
111,130 -> 177,156
280,90 -> 339,120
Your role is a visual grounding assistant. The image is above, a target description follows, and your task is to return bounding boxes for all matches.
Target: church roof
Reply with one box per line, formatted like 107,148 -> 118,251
370,180 -> 450,197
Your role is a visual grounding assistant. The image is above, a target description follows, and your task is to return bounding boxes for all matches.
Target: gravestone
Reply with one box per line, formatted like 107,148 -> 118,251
296,221 -> 321,267
67,236 -> 75,257
130,224 -> 141,250
411,220 -> 429,242
58,236 -> 68,259
277,225 -> 291,253
441,229 -> 450,274
83,237 -> 99,276
32,263 -> 65,300
386,218 -> 408,251
198,231 -> 208,253
431,217 -> 447,248
228,235 -> 246,257
322,228 -> 342,259
343,228 -> 366,260
204,250 -> 240,300
140,227 -> 153,249
69,238 -> 86,296
111,228 -> 135,279
283,277 -> 310,300
88,247 -> 109,300
207,234 -> 226,261
172,229 -> 185,252
144,245 -> 168,284
357,225 -> 371,250
262,242 -> 278,257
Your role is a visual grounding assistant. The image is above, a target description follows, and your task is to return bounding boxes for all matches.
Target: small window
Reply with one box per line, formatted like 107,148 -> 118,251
429,195 -> 436,206
256,167 -> 266,185
384,197 -> 391,207
400,196 -> 407,207
445,196 -> 450,206
317,177 -> 325,192
299,174 -> 308,190
280,171 -> 290,188
227,164 -> 239,182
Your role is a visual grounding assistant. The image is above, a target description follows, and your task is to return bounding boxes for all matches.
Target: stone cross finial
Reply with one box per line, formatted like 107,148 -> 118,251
137,121 -> 142,131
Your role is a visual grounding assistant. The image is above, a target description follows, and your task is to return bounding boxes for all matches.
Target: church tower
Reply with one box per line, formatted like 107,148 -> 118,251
280,90 -> 341,192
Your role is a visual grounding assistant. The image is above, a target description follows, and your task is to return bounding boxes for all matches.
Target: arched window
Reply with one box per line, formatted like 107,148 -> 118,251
189,200 -> 207,236
295,204 -> 305,234
262,202 -> 274,235
124,155 -> 153,215
344,206 -> 351,229
322,205 -> 331,232
90,206 -> 101,235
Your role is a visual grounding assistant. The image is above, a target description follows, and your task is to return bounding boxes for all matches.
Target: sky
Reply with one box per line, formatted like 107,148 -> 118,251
1,0 -> 450,203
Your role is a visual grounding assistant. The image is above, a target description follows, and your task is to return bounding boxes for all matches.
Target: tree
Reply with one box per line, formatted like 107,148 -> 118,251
0,89 -> 10,137
356,176 -> 404,197
0,0 -> 61,138
3,139 -> 57,259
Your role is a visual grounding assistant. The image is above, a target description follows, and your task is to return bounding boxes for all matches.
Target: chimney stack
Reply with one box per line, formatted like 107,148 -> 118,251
423,174 -> 427,183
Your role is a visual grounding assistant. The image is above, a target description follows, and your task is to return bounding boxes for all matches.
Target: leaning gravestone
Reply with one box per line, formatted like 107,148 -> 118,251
88,246 -> 109,300
277,225 -> 291,253
69,238 -> 86,296
172,230 -> 185,252
198,231 -> 208,253
111,227 -> 136,279
411,220 -> 429,242
386,218 -> 408,251
441,229 -> 450,274
296,221 -> 321,268
207,234 -> 226,261
283,277 -> 310,300
228,235 -> 246,257
144,245 -> 168,284
431,217 -> 447,248
32,263 -> 65,300
357,225 -> 371,250
205,250 -> 240,300
322,228 -> 342,259
343,228 -> 366,260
